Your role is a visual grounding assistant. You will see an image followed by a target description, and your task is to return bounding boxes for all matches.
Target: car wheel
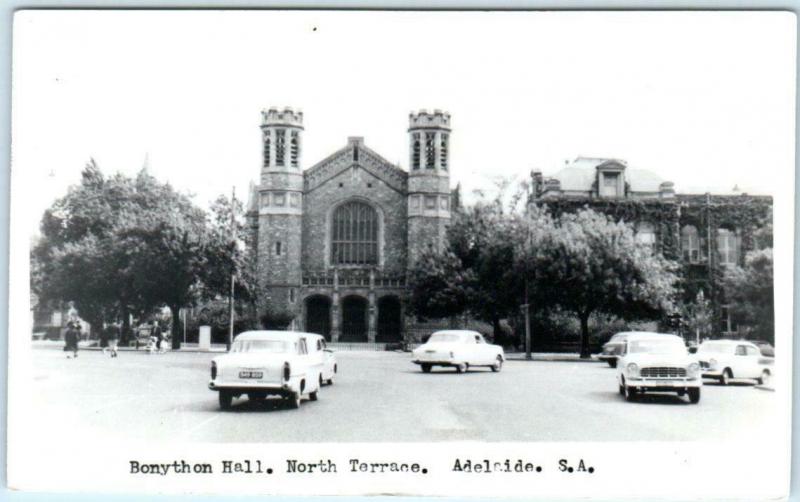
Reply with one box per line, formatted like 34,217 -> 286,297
455,363 -> 467,373
607,359 -> 617,368
319,374 -> 324,387
286,392 -> 302,409
688,388 -> 701,404
326,377 -> 334,385
421,363 -> 432,373
624,385 -> 637,402
491,356 -> 503,372
720,368 -> 732,385
757,370 -> 771,386
309,390 -> 318,401
218,391 -> 233,410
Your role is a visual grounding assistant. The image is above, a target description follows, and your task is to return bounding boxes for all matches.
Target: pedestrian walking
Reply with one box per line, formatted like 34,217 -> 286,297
153,321 -> 163,352
64,321 -> 79,358
103,322 -> 120,358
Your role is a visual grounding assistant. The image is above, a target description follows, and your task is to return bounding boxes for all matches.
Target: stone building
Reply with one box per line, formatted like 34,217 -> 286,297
246,107 -> 452,342
529,157 -> 773,336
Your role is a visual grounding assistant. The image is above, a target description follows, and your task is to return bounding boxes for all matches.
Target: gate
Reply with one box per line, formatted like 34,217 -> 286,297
340,295 -> 368,342
305,295 -> 332,341
377,296 -> 402,342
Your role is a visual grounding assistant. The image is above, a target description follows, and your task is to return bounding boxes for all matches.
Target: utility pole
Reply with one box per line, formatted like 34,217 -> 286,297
227,186 -> 236,352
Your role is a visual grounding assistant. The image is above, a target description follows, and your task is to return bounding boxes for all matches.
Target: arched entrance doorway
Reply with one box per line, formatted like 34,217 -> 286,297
377,296 -> 402,342
340,295 -> 368,342
305,295 -> 332,341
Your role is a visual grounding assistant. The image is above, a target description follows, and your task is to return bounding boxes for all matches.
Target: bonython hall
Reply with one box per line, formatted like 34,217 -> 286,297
246,107 -> 452,343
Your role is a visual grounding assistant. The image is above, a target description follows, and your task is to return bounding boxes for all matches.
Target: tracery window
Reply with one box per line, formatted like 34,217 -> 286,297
681,225 -> 700,263
263,130 -> 271,167
331,201 -> 379,265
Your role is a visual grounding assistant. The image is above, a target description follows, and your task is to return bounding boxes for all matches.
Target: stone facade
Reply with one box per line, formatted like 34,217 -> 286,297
530,157 -> 773,336
247,108 -> 452,343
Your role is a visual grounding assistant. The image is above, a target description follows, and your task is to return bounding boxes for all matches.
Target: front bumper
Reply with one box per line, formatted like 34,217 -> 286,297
701,369 -> 724,378
625,377 -> 702,390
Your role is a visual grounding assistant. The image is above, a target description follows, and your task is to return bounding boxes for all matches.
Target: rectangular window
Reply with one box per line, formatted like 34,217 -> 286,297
275,129 -> 286,166
260,193 -> 270,208
290,130 -> 299,167
440,196 -> 449,210
440,133 -> 448,170
275,241 -> 282,256
273,192 -> 286,206
425,195 -> 437,209
603,172 -> 619,187
289,288 -> 295,303
289,192 -> 300,207
410,195 -> 420,209
600,171 -> 621,197
425,133 -> 435,169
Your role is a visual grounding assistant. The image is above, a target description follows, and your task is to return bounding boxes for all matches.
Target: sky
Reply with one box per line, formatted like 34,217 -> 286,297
11,10 -> 797,235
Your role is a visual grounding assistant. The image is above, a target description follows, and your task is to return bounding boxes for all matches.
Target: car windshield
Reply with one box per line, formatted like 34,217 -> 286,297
628,339 -> 685,355
428,333 -> 462,343
697,343 -> 732,354
231,340 -> 290,353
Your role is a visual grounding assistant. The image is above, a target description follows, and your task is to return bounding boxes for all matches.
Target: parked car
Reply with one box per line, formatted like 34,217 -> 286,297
306,333 -> 338,386
696,339 -> 773,385
616,333 -> 702,404
752,340 -> 775,358
208,331 -> 323,410
412,330 -> 504,373
598,332 -> 631,367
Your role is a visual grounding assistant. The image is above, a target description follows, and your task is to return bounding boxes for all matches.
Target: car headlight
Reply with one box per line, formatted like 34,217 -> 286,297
626,362 -> 639,377
709,358 -> 717,370
688,362 -> 700,376
211,361 -> 217,380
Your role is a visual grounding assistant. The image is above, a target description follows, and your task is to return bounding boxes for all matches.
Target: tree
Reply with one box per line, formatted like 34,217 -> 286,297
723,248 -> 774,343
681,290 -> 713,344
521,208 -> 680,358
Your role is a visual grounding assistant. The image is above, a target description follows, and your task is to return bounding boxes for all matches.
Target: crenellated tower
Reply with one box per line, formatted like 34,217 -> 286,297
406,109 -> 452,269
257,107 -> 304,317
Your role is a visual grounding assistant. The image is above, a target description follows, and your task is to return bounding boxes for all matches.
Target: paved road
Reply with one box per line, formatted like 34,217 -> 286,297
25,347 -> 777,442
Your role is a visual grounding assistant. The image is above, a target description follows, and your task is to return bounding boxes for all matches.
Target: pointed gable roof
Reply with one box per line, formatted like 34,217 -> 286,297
304,137 -> 407,193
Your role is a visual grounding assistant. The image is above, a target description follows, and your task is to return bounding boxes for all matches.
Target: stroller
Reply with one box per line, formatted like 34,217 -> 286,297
146,335 -> 167,354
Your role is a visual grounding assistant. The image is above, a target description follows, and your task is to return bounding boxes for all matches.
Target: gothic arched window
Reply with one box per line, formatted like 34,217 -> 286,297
681,225 -> 700,263
331,201 -> 379,265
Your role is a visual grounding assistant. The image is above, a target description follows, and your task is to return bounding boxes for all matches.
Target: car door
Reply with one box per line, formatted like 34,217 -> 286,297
474,334 -> 492,364
734,344 -> 756,378
744,345 -> 762,378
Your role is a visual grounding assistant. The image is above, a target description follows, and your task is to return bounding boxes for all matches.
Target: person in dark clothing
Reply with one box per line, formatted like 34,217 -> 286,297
153,321 -> 163,352
64,321 -> 79,358
103,322 -> 120,358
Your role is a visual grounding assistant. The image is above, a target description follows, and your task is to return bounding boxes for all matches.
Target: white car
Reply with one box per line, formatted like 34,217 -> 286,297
412,330 -> 504,373
696,339 -> 773,385
616,333 -> 702,404
208,331 -> 323,410
307,333 -> 338,386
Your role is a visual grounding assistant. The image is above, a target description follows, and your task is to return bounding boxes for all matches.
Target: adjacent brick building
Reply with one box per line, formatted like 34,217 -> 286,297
529,157 -> 773,336
246,107 -> 452,342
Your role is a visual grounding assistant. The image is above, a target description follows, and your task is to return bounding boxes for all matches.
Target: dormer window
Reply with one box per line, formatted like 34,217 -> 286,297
596,161 -> 626,198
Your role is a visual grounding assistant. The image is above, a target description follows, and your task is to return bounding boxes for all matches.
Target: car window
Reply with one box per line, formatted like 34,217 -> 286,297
231,340 -> 290,353
475,335 -> 483,344
428,333 -> 462,343
735,345 -> 747,356
298,339 -> 308,355
316,339 -> 323,351
698,343 -> 732,354
745,346 -> 759,356
628,339 -> 685,355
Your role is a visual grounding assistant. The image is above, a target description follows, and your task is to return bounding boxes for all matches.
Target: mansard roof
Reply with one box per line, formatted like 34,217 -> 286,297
304,137 -> 408,193
552,156 -> 666,193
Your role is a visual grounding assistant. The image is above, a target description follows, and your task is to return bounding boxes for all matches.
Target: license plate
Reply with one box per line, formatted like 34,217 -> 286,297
425,350 -> 435,353
239,370 -> 263,379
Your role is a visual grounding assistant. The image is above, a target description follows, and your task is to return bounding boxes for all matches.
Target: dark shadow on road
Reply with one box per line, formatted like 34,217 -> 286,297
703,380 -> 756,387
585,391 -> 691,405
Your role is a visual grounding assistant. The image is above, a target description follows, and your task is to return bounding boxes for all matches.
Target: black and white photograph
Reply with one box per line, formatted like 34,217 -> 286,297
6,9 -> 796,499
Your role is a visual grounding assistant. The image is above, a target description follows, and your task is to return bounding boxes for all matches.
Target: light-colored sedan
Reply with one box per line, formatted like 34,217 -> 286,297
412,330 -> 504,373
208,331 -> 323,410
696,339 -> 773,385
307,333 -> 338,386
617,333 -> 702,403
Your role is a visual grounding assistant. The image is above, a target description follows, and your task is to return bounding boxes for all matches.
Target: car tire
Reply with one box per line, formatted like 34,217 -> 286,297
421,364 -> 432,373
607,359 -> 617,368
455,363 -> 466,373
309,390 -> 318,401
618,384 -> 624,395
757,370 -> 771,386
624,385 -> 637,402
721,368 -> 732,385
491,356 -> 503,372
319,375 -> 324,387
326,377 -> 334,385
287,392 -> 302,409
688,388 -> 701,404
218,391 -> 233,410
